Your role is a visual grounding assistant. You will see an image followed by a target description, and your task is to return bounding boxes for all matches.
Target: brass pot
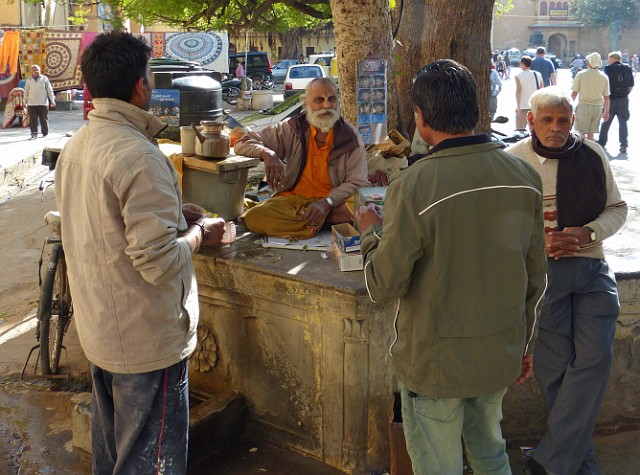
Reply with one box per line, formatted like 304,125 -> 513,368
193,120 -> 230,158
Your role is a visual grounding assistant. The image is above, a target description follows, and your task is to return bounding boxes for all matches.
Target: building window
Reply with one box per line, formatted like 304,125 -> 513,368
540,1 -> 548,16
549,1 -> 555,11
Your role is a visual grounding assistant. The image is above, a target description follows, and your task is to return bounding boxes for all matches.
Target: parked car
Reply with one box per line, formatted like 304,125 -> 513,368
505,48 -> 521,67
308,53 -> 338,79
522,48 -> 562,70
229,52 -> 273,85
272,59 -> 299,83
283,64 -> 326,98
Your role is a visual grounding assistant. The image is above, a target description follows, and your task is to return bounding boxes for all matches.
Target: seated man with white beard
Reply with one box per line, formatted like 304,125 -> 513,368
235,77 -> 368,238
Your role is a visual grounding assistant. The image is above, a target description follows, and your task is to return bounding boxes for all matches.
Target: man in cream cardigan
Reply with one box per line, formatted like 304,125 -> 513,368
507,87 -> 627,475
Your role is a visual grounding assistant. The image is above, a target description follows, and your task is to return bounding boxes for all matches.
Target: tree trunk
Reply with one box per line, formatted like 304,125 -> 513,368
330,0 -> 396,134
394,0 -> 495,137
278,29 -> 304,60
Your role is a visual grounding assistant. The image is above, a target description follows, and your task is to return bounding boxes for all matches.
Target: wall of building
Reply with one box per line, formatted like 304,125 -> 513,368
228,31 -> 335,61
493,0 -> 640,64
0,0 -> 70,29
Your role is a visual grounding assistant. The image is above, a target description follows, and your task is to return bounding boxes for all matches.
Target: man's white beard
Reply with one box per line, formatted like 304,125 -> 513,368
306,107 -> 340,133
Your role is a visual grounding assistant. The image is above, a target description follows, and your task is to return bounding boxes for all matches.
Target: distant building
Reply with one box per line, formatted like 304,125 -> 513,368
493,0 -> 640,63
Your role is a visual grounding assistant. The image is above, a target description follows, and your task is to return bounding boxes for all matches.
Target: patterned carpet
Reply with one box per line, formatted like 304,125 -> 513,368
19,28 -> 46,78
0,29 -> 229,98
45,31 -> 83,90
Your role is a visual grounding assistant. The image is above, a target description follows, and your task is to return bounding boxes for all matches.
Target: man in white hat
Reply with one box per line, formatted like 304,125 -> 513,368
571,52 -> 610,141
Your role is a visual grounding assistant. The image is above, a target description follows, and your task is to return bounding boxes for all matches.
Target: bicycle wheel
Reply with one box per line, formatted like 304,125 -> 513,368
38,244 -> 73,375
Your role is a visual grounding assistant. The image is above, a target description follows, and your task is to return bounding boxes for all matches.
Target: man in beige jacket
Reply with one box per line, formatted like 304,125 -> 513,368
55,31 -> 225,474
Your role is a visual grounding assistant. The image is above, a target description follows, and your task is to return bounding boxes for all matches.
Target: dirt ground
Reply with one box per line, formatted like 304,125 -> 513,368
2,169 -> 640,475
0,175 -> 93,475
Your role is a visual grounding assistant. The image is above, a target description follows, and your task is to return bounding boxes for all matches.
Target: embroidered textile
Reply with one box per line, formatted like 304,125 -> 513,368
2,87 -> 30,129
45,31 -> 83,90
0,70 -> 19,99
19,29 -> 46,79
164,31 -> 228,71
0,31 -> 20,75
152,32 -> 165,58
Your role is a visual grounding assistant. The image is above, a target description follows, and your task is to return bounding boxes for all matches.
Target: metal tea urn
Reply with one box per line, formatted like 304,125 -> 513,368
193,120 -> 230,158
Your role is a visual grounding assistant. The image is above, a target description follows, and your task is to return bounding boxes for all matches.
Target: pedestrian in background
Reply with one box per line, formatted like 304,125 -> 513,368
621,49 -> 629,64
356,59 -> 546,475
631,54 -> 639,75
571,52 -> 610,141
598,51 -> 634,153
531,46 -> 557,87
496,55 -> 507,79
235,58 -> 245,79
507,87 -> 627,475
55,31 -> 226,474
490,64 -> 502,120
24,64 -> 55,139
504,50 -> 511,78
515,56 -> 543,129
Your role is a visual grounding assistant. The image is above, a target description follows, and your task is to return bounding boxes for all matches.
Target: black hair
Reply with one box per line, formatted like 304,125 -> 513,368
81,31 -> 151,102
411,59 -> 478,134
520,56 -> 533,67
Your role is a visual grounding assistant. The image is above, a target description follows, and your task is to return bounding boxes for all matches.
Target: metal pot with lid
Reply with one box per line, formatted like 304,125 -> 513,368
193,120 -> 230,158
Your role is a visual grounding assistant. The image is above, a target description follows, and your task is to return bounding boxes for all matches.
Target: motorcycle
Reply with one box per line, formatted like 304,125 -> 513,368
221,78 -> 241,105
490,116 -> 529,149
248,73 -> 274,90
571,66 -> 582,79
491,128 -> 529,148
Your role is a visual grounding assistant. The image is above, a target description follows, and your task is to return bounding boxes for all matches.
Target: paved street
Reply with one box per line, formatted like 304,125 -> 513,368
1,75 -> 639,474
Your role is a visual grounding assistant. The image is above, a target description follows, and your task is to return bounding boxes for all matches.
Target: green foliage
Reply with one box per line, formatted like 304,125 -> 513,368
571,0 -> 639,29
66,0 -> 333,32
69,6 -> 92,26
494,0 -> 515,18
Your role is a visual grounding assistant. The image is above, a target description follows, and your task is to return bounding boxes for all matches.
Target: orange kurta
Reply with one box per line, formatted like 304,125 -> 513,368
280,127 -> 334,198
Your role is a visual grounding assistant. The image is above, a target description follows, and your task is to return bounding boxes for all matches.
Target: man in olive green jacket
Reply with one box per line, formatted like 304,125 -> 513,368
356,60 -> 547,475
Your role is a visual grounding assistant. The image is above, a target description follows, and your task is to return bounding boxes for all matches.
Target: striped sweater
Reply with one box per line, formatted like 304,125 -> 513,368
507,138 -> 627,260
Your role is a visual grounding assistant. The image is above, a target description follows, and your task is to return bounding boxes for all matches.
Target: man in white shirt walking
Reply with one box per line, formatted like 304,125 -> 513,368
515,56 -> 543,129
24,65 -> 55,139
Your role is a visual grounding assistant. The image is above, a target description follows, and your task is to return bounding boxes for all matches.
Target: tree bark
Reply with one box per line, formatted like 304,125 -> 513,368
329,0 -> 396,133
394,0 -> 495,137
278,29 -> 304,60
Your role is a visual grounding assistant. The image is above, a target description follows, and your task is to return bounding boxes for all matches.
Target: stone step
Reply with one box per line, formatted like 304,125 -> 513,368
71,389 -> 247,467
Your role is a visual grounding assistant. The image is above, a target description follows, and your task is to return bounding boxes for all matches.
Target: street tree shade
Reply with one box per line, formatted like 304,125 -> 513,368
58,0 -> 498,137
571,0 -> 640,50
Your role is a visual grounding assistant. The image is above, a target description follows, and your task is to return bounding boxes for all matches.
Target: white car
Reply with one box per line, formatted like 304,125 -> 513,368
283,64 -> 326,98
309,53 -> 336,77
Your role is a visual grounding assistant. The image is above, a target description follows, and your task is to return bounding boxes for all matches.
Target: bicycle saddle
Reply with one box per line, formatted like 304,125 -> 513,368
44,211 -> 61,235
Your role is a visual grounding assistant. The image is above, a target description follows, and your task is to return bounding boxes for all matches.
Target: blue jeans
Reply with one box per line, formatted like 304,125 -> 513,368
91,359 -> 190,475
532,258 -> 619,475
401,387 -> 511,475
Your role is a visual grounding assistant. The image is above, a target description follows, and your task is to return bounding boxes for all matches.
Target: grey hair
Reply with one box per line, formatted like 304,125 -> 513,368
303,77 -> 337,98
529,86 -> 573,116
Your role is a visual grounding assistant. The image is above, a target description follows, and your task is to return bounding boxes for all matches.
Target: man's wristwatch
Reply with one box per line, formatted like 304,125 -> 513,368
586,226 -> 596,243
325,196 -> 334,208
